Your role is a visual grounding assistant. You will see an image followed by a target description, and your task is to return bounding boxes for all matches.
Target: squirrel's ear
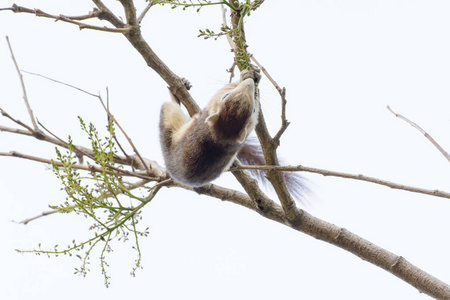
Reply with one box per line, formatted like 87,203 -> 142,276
237,127 -> 247,143
205,112 -> 219,126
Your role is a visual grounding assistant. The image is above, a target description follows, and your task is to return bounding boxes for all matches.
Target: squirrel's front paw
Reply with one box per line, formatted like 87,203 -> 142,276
180,77 -> 192,90
240,65 -> 261,84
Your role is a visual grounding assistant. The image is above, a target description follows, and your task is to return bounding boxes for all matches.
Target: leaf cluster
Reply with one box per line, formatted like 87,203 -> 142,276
151,0 -> 234,12
17,118 -> 161,287
198,25 -> 233,40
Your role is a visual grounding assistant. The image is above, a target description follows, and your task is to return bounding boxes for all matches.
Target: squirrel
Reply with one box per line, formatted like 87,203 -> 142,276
159,68 -> 307,200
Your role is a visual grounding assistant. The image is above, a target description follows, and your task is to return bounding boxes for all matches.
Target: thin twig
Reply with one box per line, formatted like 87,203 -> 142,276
250,56 -> 289,146
221,4 -> 236,52
20,71 -> 152,174
5,36 -> 39,131
14,178 -> 155,225
0,107 -> 35,133
0,124 -> 32,136
0,151 -> 157,180
234,164 -> 450,199
221,4 -> 237,83
97,92 -> 152,175
387,105 -> 450,164
251,55 -> 282,94
36,119 -> 69,146
137,1 -> 155,24
105,88 -> 134,168
36,119 -> 95,161
15,210 -> 59,225
271,87 -> 290,147
22,70 -> 99,98
4,5 -> 130,33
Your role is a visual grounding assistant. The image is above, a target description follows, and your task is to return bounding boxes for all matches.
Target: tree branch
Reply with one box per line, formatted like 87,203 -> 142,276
137,1 -> 155,24
250,55 -> 290,147
4,4 -> 130,33
227,1 -> 299,224
15,210 -> 58,225
91,0 -> 200,116
387,105 -> 450,164
0,151 -> 159,181
234,163 -> 450,199
5,36 -> 39,132
292,208 -> 450,299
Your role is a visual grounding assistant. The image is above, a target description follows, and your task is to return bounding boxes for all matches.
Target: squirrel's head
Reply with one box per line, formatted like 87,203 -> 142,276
206,78 -> 259,143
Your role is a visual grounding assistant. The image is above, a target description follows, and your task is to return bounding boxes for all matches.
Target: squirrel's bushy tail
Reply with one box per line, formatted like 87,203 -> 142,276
237,136 -> 309,203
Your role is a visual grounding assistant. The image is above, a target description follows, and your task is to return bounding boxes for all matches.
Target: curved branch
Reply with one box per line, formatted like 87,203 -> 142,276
294,209 -> 450,299
4,4 -> 130,33
387,105 -> 450,163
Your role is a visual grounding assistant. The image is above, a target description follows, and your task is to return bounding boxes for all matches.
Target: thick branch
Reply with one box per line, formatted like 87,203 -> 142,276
191,171 -> 450,299
293,208 -> 450,299
228,1 -> 298,223
118,0 -> 138,26
92,0 -> 200,116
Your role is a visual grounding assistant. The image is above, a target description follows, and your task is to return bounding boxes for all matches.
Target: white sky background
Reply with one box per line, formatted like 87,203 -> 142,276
1,0 -> 450,299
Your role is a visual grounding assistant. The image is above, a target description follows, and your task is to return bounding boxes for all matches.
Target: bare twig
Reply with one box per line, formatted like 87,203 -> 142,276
36,119 -> 70,146
271,87 -> 290,147
5,36 -> 39,132
21,70 -> 99,98
4,5 -> 130,33
0,124 -> 33,136
14,177 -> 156,225
137,1 -> 155,24
0,151 -> 158,181
105,88 -> 133,164
97,92 -> 152,175
15,210 -> 59,225
250,55 -> 290,147
221,5 -> 237,83
221,4 -> 236,52
387,105 -> 450,163
0,107 -> 36,134
234,164 -> 450,199
251,55 -> 282,94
